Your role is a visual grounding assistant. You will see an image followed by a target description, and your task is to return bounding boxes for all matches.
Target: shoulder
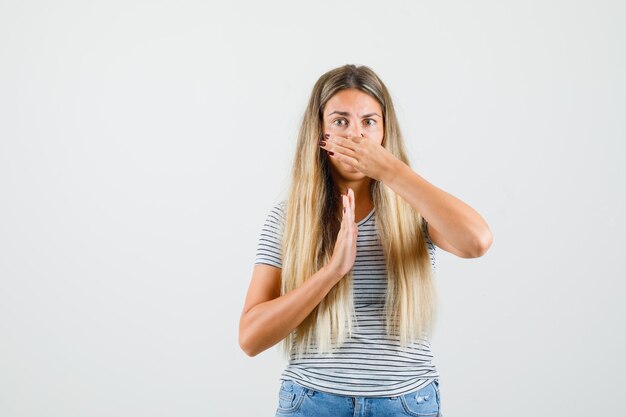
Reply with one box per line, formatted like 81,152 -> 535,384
277,199 -> 287,213
273,200 -> 287,220
261,200 -> 286,228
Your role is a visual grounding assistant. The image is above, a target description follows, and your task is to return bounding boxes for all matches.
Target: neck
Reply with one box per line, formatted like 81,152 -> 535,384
332,177 -> 373,214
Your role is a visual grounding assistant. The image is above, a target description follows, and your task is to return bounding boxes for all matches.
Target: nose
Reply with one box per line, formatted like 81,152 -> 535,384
347,118 -> 364,138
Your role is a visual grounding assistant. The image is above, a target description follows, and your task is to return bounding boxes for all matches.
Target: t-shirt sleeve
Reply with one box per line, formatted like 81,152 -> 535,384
421,219 -> 437,272
254,201 -> 286,269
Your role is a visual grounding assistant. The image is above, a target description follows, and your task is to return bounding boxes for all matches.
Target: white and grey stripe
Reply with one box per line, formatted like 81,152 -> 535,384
254,200 -> 439,397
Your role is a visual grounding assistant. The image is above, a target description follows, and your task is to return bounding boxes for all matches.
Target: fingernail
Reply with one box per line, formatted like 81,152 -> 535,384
319,141 -> 326,147
324,133 -> 330,139
343,207 -> 346,213
328,151 -> 334,156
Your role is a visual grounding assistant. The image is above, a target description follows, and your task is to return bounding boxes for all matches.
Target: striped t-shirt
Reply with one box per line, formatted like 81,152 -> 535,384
254,200 -> 439,397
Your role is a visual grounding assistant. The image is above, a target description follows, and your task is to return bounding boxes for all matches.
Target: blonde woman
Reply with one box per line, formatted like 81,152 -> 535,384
239,64 -> 493,417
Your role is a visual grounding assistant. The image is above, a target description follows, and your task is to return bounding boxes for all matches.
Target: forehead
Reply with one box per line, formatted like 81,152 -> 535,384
324,88 -> 382,115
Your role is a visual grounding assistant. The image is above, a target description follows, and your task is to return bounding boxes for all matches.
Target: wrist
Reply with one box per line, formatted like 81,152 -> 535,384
322,262 -> 343,283
381,158 -> 406,186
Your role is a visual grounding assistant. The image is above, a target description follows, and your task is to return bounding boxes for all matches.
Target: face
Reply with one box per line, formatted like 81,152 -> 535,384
322,88 -> 384,179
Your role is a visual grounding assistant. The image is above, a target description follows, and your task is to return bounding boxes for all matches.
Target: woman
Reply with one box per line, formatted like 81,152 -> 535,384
239,64 -> 493,417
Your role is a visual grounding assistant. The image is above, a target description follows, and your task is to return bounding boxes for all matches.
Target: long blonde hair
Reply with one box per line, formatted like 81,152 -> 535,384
280,64 -> 438,359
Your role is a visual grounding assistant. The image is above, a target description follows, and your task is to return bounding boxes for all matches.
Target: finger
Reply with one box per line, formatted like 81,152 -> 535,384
329,150 -> 359,169
343,190 -> 348,224
335,134 -> 360,151
343,192 -> 351,229
322,135 -> 358,157
348,188 -> 355,223
320,139 -> 357,158
324,133 -> 365,151
332,133 -> 364,151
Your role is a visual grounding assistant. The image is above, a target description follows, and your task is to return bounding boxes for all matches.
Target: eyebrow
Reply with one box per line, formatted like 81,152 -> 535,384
327,110 -> 381,118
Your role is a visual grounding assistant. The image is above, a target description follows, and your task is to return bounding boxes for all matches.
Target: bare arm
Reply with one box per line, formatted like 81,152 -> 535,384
382,160 -> 493,258
238,263 -> 342,357
241,190 -> 357,357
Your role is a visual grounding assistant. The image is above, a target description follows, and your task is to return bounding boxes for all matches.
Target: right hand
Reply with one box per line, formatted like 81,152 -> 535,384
328,188 -> 358,278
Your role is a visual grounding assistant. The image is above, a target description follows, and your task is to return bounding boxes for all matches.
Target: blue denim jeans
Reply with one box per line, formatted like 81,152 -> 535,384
275,379 -> 442,417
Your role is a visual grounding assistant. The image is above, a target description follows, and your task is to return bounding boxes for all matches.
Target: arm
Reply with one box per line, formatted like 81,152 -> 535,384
382,160 -> 493,258
239,263 -> 343,357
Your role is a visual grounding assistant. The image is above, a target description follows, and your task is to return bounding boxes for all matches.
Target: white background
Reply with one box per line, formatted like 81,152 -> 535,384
1,1 -> 624,416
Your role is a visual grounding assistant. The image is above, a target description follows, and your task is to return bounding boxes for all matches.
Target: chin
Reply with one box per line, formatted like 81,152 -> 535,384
343,162 -> 362,173
330,161 -> 365,180
341,168 -> 366,179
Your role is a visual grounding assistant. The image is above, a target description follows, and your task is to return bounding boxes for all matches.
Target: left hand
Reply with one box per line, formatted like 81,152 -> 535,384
320,133 -> 398,182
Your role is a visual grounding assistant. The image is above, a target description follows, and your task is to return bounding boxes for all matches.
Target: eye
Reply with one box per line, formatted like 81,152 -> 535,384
364,119 -> 376,126
332,118 -> 347,126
